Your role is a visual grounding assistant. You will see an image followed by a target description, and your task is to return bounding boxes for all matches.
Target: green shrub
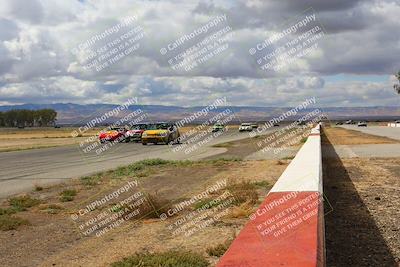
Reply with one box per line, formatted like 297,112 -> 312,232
111,250 -> 209,267
81,173 -> 102,186
59,189 -> 77,202
207,158 -> 242,163
113,159 -> 173,178
9,195 -> 40,212
0,215 -> 30,231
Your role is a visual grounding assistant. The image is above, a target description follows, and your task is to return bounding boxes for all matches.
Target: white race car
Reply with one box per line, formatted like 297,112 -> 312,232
239,123 -> 253,132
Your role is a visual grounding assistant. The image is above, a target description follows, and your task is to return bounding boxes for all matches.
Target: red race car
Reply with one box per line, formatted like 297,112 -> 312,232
125,123 -> 148,142
98,127 -> 128,143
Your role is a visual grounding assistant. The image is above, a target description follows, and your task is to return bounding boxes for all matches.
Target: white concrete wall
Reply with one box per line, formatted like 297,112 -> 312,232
270,124 -> 322,193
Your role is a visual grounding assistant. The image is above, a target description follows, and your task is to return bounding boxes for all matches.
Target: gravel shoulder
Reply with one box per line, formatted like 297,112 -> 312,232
322,129 -> 400,266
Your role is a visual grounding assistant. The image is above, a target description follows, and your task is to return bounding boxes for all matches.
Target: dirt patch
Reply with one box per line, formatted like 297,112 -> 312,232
206,130 -> 304,160
206,136 -> 266,159
0,159 -> 288,267
323,126 -> 399,145
322,132 -> 400,266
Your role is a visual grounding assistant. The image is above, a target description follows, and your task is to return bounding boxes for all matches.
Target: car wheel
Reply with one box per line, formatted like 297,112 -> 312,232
142,142 -> 147,145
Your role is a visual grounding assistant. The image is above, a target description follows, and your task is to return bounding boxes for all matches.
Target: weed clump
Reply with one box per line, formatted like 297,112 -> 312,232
0,215 -> 30,231
206,243 -> 230,257
9,195 -> 40,212
225,181 -> 258,205
111,250 -> 209,267
59,189 -> 77,202
39,204 -> 63,214
81,173 -> 103,186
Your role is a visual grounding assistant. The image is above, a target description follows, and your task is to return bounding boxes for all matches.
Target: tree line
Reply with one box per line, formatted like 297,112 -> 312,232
0,109 -> 57,127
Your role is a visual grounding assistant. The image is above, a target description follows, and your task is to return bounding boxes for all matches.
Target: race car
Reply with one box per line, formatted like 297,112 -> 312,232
212,123 -> 225,132
239,123 -> 253,132
357,121 -> 367,127
141,122 -> 180,145
98,127 -> 127,143
125,123 -> 148,142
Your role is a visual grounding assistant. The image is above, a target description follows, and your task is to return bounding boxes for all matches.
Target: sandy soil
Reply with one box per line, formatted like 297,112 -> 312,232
0,159 -> 289,267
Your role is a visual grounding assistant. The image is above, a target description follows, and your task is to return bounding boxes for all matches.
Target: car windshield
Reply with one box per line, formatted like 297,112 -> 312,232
110,127 -> 124,131
132,124 -> 147,130
147,123 -> 171,130
241,123 -> 251,126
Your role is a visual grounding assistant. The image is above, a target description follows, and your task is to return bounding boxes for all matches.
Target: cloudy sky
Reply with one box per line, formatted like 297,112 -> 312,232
0,0 -> 399,107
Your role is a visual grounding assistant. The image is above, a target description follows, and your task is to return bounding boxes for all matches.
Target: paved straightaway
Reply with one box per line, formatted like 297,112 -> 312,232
340,125 -> 400,141
325,144 -> 400,158
0,128 -> 278,198
327,125 -> 400,158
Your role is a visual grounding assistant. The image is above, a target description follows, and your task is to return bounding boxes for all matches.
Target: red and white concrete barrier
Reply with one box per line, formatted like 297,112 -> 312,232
388,122 -> 400,128
217,124 -> 325,267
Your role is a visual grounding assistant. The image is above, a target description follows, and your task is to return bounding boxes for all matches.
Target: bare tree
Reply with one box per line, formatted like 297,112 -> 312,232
394,71 -> 400,94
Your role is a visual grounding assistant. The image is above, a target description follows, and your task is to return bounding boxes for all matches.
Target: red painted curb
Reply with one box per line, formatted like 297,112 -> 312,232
217,192 -> 324,267
217,125 -> 324,267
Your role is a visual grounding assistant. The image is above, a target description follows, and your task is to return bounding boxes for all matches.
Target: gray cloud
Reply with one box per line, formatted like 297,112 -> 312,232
0,0 -> 399,106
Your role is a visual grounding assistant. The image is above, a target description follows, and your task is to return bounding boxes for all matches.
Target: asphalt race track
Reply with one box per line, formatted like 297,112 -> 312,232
340,125 -> 400,141
0,128 -> 278,198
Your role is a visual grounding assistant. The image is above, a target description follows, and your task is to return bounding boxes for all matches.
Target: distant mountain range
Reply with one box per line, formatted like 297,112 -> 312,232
0,103 -> 399,125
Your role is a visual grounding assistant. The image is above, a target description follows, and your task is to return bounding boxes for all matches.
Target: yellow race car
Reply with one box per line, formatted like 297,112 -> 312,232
141,122 -> 180,145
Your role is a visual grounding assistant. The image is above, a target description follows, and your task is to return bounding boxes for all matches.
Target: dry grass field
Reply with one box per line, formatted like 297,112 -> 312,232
0,158 -> 289,267
0,127 -> 102,152
322,125 -> 399,145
